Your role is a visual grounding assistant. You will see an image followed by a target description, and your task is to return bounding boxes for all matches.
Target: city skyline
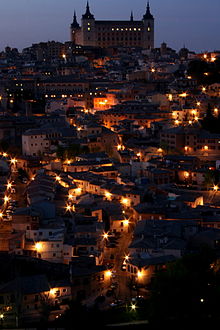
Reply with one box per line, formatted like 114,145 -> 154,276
0,0 -> 219,52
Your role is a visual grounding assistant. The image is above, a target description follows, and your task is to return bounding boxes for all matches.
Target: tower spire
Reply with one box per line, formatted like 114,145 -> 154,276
130,11 -> 134,21
74,10 -> 77,22
143,1 -> 154,20
71,10 -> 79,28
82,1 -> 94,19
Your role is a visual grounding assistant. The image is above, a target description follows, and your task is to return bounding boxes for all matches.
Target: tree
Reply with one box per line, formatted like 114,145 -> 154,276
56,144 -> 89,161
201,103 -> 220,133
147,248 -> 219,327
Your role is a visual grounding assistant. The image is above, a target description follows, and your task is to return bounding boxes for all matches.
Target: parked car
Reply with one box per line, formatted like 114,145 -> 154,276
110,300 -> 124,307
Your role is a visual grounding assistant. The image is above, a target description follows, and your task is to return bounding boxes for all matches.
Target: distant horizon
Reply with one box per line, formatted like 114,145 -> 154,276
0,0 -> 220,53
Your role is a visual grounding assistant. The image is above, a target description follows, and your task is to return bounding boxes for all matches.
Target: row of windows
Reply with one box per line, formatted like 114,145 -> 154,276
98,37 -> 142,42
198,146 -> 220,150
95,27 -> 142,32
98,32 -> 142,37
29,142 -> 49,146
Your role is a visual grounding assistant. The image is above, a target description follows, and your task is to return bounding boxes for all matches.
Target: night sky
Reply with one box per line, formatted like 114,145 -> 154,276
0,0 -> 219,52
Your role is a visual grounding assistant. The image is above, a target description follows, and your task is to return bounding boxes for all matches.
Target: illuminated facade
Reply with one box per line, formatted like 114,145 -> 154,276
70,2 -> 155,49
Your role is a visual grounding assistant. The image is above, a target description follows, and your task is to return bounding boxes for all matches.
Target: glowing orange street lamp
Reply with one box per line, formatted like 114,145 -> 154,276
50,288 -> 56,296
137,271 -> 143,279
213,185 -> 218,192
68,194 -> 73,200
103,232 -> 109,240
65,205 -> 72,212
106,270 -> 112,277
184,171 -> 190,179
124,255 -> 130,262
121,198 -> 129,207
35,242 -> 43,252
7,182 -> 12,189
123,219 -> 129,226
105,191 -> 112,200
75,187 -> 82,195
10,158 -> 17,165
4,196 -> 9,204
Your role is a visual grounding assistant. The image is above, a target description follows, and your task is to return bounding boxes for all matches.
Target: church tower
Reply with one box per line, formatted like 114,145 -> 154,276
81,2 -> 96,46
70,11 -> 80,43
142,2 -> 154,49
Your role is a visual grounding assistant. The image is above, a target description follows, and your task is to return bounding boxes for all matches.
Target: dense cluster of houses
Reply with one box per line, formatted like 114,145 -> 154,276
0,38 -> 220,326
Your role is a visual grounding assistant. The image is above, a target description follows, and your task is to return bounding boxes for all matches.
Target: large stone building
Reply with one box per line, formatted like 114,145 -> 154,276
70,2 -> 155,49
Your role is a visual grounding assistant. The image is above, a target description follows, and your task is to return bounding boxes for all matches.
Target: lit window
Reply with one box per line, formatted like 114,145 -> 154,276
148,27 -> 151,32
134,28 -> 137,31
88,27 -> 91,31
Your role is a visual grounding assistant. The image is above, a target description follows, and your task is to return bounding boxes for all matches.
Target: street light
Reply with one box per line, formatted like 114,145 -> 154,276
123,219 -> 129,226
50,288 -> 56,296
213,185 -> 218,192
124,255 -> 130,262
105,191 -> 112,200
10,158 -> 17,165
7,182 -> 12,189
106,270 -> 112,277
35,242 -> 43,252
4,196 -> 9,204
137,271 -> 143,279
103,232 -> 109,240
130,303 -> 137,311
65,205 -> 72,212
121,198 -> 129,207
68,193 -> 73,200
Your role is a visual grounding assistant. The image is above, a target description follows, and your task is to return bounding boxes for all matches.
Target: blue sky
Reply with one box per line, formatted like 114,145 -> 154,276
0,0 -> 219,52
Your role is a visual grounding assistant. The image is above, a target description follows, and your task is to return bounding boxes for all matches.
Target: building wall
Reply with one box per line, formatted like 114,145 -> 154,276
22,134 -> 50,156
71,7 -> 154,49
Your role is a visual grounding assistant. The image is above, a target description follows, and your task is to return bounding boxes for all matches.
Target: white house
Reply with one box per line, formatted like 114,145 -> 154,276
22,128 -> 61,156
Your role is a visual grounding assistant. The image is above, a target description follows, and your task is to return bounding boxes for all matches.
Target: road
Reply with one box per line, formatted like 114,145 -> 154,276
105,229 -> 134,302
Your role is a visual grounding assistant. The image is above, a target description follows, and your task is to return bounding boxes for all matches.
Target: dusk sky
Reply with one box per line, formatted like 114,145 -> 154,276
0,0 -> 219,52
